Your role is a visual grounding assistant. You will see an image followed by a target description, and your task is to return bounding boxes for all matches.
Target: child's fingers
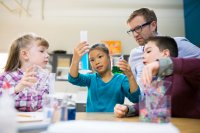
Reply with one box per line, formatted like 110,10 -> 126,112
142,67 -> 148,86
118,61 -> 132,76
78,41 -> 89,50
22,81 -> 35,88
119,105 -> 128,112
79,46 -> 89,56
23,76 -> 37,84
27,77 -> 37,83
23,74 -> 37,85
19,79 -> 35,89
80,41 -> 87,45
114,109 -> 126,118
142,66 -> 153,85
114,104 -> 126,118
117,60 -> 128,70
24,66 -> 38,79
16,71 -> 38,92
75,42 -> 89,56
24,71 -> 37,77
115,104 -> 128,112
147,66 -> 153,84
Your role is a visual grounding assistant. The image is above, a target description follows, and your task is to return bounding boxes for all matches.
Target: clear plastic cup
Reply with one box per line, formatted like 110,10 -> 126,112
139,95 -> 171,123
112,55 -> 123,74
139,80 -> 172,123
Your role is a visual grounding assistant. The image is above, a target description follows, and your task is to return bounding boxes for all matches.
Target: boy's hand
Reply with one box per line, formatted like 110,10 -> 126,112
142,61 -> 160,86
114,104 -> 128,118
73,41 -> 90,62
15,66 -> 37,93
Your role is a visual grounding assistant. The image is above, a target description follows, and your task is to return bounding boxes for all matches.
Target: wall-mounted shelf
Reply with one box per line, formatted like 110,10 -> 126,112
50,53 -> 73,81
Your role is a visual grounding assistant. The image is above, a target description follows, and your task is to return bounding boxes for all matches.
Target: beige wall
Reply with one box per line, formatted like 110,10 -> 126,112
0,0 -> 184,54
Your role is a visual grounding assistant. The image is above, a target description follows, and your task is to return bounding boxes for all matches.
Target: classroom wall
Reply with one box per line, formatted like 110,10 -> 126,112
0,0 -> 184,54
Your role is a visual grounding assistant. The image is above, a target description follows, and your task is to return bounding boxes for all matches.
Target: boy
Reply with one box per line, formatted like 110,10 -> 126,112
114,36 -> 200,118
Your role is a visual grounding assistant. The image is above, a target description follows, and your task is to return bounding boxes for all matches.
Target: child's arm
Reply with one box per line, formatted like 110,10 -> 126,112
141,57 -> 200,86
171,57 -> 200,78
118,59 -> 138,93
69,41 -> 89,78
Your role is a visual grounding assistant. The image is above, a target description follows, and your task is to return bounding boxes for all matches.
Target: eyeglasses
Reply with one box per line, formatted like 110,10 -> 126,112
127,21 -> 152,35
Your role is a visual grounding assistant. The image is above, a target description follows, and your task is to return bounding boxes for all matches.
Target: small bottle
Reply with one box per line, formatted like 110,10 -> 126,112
67,95 -> 76,120
0,82 -> 17,133
43,94 -> 54,123
60,96 -> 68,121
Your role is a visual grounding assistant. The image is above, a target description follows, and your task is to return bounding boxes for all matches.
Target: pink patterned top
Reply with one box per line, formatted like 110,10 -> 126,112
0,69 -> 49,112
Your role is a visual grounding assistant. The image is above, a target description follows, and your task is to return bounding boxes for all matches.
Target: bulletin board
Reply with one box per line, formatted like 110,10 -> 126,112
101,40 -> 122,55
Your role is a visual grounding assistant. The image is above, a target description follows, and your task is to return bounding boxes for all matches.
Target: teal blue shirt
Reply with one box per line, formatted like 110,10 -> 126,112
68,73 -> 140,112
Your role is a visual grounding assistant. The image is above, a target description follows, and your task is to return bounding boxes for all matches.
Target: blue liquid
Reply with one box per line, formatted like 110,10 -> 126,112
68,108 -> 76,120
81,53 -> 89,70
47,110 -> 53,118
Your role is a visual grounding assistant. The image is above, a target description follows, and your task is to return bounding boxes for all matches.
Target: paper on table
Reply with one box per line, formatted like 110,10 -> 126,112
46,120 -> 179,133
17,112 -> 44,123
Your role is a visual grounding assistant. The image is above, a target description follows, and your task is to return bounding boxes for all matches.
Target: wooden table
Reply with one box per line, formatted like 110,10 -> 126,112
76,112 -> 200,133
18,112 -> 200,133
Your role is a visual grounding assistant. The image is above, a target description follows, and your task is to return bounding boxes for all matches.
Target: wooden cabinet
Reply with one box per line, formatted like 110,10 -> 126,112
76,103 -> 86,112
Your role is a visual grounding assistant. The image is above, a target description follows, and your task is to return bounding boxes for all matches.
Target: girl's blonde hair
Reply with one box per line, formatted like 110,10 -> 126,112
5,33 -> 49,71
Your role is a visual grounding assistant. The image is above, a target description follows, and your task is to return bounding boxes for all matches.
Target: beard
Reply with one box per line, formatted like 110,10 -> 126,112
138,39 -> 147,46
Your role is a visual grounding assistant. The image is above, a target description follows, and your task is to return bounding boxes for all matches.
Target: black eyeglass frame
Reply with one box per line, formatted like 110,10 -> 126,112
127,21 -> 153,34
